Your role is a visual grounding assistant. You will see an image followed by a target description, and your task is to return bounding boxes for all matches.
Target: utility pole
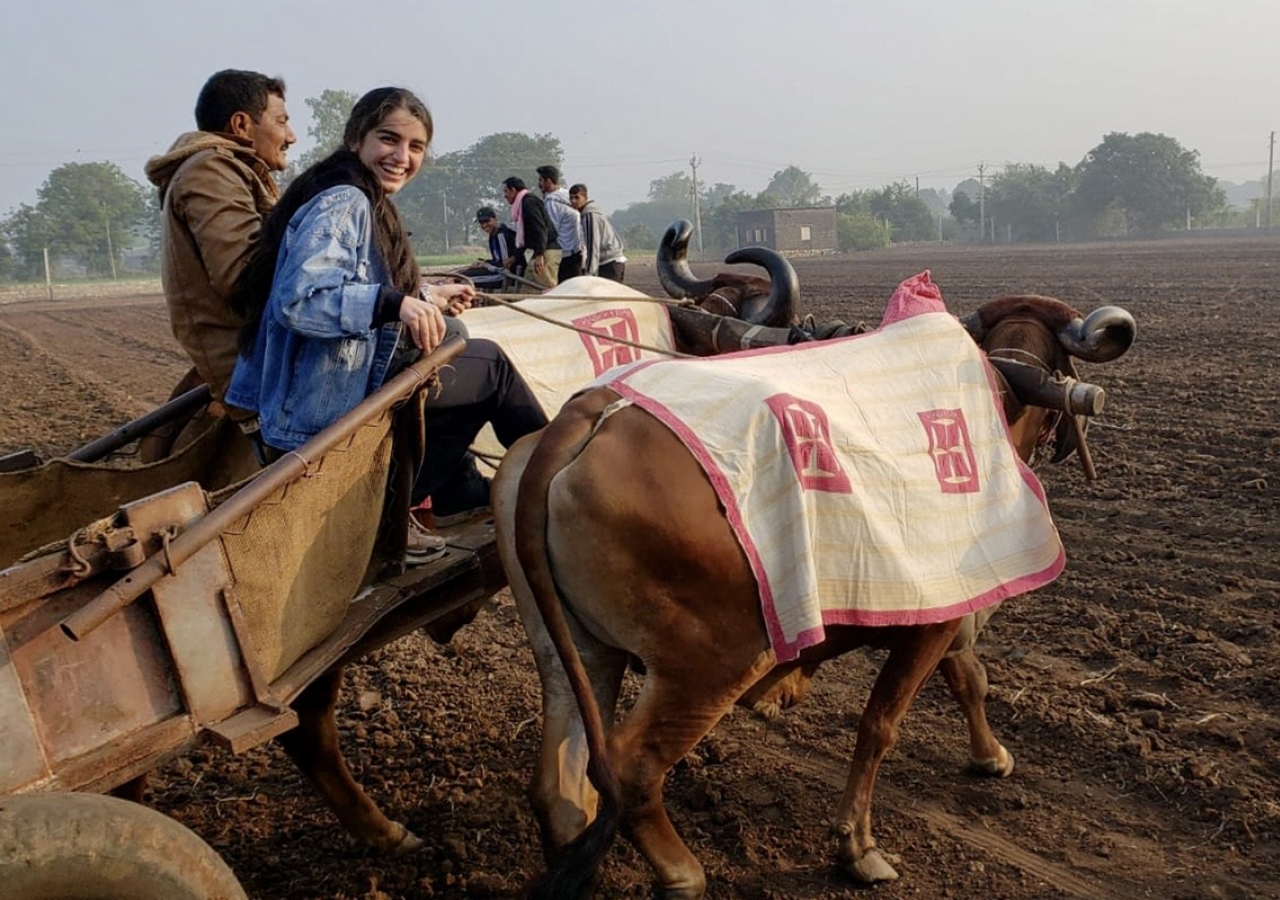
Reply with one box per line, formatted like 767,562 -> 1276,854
689,154 -> 704,255
978,162 -> 986,242
1267,131 -> 1275,231
442,190 -> 450,251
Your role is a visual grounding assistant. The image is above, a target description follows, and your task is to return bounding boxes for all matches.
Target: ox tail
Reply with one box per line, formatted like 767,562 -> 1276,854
515,389 -> 622,900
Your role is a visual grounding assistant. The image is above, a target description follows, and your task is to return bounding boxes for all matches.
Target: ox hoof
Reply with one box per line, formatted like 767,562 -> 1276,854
969,745 -> 1015,778
658,882 -> 706,900
366,822 -> 423,855
392,826 -> 424,855
844,848 -> 901,884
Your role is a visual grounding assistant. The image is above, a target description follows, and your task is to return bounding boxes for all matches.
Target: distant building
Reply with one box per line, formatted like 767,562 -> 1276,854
736,207 -> 838,254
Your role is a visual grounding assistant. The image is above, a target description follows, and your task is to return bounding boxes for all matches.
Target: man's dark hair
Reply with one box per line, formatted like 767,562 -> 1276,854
569,183 -> 588,197
502,176 -> 526,191
476,206 -> 497,222
195,69 -> 286,133
536,165 -> 561,184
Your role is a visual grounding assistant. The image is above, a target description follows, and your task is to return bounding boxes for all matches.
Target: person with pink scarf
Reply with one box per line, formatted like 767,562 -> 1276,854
501,175 -> 557,288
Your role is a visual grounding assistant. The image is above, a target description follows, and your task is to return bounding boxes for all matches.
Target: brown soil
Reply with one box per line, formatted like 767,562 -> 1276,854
2,239 -> 1277,900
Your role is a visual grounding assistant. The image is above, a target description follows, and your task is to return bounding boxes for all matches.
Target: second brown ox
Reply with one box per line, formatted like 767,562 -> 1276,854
494,294 -> 1136,899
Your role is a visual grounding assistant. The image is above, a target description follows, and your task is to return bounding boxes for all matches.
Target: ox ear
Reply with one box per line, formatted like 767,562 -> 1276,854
1056,305 -> 1136,363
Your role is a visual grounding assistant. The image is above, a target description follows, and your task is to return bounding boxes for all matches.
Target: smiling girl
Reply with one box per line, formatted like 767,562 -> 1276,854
227,87 -> 546,563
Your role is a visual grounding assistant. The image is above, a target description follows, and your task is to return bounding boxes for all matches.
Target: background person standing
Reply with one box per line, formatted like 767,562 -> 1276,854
570,183 -> 627,283
537,165 -> 582,283
502,175 -> 557,288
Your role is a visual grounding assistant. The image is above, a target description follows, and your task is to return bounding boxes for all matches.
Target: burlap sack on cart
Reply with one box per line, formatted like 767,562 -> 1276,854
0,418 -> 258,567
215,414 -> 395,682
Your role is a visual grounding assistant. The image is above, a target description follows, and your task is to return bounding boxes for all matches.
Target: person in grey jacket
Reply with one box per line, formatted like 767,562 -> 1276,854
570,184 -> 627,283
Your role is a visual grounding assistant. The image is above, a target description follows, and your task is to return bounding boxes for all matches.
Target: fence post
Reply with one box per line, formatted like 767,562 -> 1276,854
42,247 -> 53,301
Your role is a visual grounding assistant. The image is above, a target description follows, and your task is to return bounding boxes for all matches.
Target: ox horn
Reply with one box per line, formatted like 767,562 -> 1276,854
1056,305 -> 1136,363
657,219 -> 717,299
724,246 -> 800,328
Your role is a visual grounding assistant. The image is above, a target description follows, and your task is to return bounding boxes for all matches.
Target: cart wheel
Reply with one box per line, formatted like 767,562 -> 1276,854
0,792 -> 247,900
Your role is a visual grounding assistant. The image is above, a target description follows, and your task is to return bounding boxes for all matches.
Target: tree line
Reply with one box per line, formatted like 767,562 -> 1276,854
0,88 -> 1265,282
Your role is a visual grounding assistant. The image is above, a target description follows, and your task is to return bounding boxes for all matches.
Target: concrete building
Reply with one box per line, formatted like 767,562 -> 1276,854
736,206 -> 838,253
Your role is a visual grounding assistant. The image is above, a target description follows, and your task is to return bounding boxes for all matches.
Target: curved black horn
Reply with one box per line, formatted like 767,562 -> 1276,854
723,246 -> 800,328
656,220 -> 717,299
1056,305 -> 1136,363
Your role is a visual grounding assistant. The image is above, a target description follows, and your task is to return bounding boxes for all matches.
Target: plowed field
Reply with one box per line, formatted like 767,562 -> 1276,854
2,237 -> 1276,900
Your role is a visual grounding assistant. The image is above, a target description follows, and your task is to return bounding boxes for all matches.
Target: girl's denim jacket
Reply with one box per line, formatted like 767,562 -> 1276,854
226,186 -> 403,451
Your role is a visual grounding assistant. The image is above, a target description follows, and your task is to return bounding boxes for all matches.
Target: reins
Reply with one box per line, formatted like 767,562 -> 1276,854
471,290 -> 694,360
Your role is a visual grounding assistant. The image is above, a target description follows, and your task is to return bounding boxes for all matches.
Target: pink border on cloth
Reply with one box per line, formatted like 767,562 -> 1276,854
611,272 -> 1064,660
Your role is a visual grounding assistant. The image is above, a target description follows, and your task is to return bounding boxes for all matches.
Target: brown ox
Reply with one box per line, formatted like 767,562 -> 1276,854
107,223 -> 808,856
494,295 -> 1135,898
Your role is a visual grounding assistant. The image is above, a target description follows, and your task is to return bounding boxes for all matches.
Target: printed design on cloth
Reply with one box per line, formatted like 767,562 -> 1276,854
463,279 -> 676,457
765,393 -> 852,494
572,307 -> 643,376
597,271 -> 1065,662
918,408 -> 980,493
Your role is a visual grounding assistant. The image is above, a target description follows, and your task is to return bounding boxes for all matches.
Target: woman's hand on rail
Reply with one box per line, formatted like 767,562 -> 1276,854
400,296 -> 448,351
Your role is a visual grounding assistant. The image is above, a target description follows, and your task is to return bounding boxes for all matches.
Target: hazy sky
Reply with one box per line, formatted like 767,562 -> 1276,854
3,0 -> 1278,216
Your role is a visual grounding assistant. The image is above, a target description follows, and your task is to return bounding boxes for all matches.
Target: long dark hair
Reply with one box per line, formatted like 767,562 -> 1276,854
233,87 -> 434,353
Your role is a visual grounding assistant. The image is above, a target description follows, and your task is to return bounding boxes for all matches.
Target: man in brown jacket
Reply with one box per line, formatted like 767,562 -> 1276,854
145,69 -> 296,403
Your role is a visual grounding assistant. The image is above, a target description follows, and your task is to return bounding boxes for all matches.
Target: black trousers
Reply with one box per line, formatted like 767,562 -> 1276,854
557,252 -> 583,283
598,260 -> 626,283
411,338 -> 548,512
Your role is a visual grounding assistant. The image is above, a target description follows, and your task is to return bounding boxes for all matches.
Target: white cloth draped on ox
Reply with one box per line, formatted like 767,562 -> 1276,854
462,277 -> 678,457
594,272 -> 1064,662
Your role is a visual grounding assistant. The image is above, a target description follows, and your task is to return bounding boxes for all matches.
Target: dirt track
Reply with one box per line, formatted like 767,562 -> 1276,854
2,239 -> 1277,899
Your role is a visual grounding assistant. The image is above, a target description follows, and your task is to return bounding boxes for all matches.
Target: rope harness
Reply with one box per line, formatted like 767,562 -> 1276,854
986,321 -> 1098,479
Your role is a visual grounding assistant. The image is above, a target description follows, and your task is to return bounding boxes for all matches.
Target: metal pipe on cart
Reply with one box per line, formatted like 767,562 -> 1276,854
67,384 -> 213,463
60,336 -> 468,643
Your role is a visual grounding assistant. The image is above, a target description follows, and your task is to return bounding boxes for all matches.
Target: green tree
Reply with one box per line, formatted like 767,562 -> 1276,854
621,221 -> 657,251
987,163 -> 1074,242
1073,132 -> 1225,236
291,89 -> 358,174
647,172 -> 695,205
868,182 -> 934,242
837,212 -> 891,251
611,171 -> 694,251
31,162 -> 149,276
917,187 -> 951,218
397,131 -> 563,253
0,231 -> 15,281
703,188 -> 757,249
2,205 -> 52,280
949,190 -> 979,226
757,165 -> 823,207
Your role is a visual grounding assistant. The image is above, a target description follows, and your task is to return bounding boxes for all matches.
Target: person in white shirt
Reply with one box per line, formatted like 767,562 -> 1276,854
537,165 -> 583,283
